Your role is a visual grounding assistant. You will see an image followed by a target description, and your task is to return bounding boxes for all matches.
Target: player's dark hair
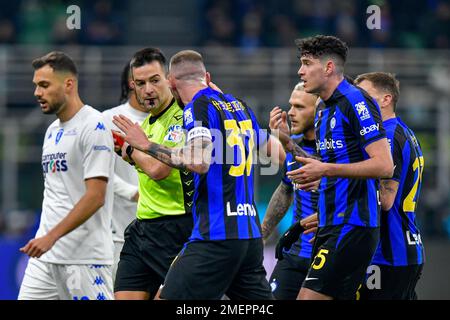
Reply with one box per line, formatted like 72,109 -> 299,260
354,72 -> 400,109
119,61 -> 131,104
130,47 -> 166,71
32,51 -> 78,76
295,35 -> 348,73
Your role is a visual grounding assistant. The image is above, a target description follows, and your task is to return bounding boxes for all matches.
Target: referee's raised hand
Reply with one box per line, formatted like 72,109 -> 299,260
113,114 -> 150,152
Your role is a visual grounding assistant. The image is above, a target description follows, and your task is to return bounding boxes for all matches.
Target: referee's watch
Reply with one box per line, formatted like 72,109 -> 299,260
125,145 -> 135,165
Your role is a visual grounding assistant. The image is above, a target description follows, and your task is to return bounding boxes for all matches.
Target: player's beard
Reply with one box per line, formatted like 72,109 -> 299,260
41,98 -> 65,115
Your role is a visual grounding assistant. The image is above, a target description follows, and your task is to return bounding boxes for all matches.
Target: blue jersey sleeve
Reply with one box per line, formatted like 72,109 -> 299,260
346,92 -> 386,148
183,96 -> 212,142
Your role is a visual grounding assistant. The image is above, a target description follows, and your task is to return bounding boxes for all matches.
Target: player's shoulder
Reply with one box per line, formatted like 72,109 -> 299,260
191,93 -> 212,111
79,105 -> 109,131
102,103 -> 127,117
339,82 -> 378,112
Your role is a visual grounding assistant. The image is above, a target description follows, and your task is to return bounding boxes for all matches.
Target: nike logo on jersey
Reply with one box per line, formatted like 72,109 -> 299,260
287,161 -> 296,166
304,277 -> 319,281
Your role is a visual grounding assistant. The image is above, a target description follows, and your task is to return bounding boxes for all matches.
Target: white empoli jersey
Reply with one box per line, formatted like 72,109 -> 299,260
37,105 -> 115,265
102,102 -> 148,242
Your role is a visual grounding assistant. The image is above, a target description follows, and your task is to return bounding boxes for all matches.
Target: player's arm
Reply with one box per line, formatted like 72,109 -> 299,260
269,106 -> 318,159
261,182 -> 293,240
289,138 -> 393,187
259,135 -> 286,166
320,138 -> 393,178
20,177 -> 108,258
113,174 -> 139,202
142,136 -> 212,174
379,133 -> 403,211
126,147 -> 172,181
380,179 -> 399,211
113,114 -> 212,174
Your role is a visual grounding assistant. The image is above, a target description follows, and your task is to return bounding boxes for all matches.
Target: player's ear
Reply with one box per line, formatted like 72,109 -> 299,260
205,72 -> 211,85
383,93 -> 393,108
64,77 -> 75,93
324,60 -> 333,76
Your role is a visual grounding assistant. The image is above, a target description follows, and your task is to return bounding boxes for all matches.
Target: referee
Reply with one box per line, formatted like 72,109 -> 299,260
113,48 -> 193,300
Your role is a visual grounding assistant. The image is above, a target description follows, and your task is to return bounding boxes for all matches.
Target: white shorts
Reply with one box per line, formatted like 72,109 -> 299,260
112,240 -> 125,284
18,258 -> 114,300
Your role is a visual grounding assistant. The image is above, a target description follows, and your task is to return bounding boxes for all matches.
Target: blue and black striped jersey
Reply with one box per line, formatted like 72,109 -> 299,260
281,135 -> 318,259
372,117 -> 425,266
183,87 -> 269,241
315,79 -> 386,228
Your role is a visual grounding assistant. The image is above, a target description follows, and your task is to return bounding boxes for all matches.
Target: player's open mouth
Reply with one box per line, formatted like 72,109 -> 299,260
38,101 -> 48,108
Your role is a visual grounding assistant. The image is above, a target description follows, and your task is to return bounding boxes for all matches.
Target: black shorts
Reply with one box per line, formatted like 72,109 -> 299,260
301,224 -> 379,300
269,254 -> 311,300
114,214 -> 193,297
358,264 -> 423,300
160,238 -> 273,300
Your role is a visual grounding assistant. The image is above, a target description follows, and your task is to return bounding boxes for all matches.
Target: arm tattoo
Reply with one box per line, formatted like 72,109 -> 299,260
278,131 -> 319,159
145,138 -> 212,173
261,182 -> 294,240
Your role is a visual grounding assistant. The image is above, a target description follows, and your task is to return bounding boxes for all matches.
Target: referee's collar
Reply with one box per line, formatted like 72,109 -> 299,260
148,98 -> 175,124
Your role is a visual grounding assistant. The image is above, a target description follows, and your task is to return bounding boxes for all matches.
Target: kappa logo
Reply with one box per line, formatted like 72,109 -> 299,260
187,190 -> 194,196
184,179 -> 193,186
95,122 -> 106,131
96,292 -> 107,300
355,101 -> 370,120
93,276 -> 105,286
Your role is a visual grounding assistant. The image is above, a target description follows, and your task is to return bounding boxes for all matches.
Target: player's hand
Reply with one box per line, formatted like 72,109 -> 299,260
20,234 -> 57,258
112,130 -> 125,156
287,157 -> 326,186
113,115 -> 150,151
300,213 -> 318,235
275,221 -> 304,260
269,107 -> 290,141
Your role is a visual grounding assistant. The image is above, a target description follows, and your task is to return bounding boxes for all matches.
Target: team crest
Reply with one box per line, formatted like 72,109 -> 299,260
330,117 -> 336,129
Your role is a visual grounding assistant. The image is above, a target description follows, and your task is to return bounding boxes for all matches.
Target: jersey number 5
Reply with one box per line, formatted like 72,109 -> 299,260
224,119 -> 254,177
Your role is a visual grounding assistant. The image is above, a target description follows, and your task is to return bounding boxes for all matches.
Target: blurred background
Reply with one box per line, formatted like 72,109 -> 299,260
0,0 -> 449,299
